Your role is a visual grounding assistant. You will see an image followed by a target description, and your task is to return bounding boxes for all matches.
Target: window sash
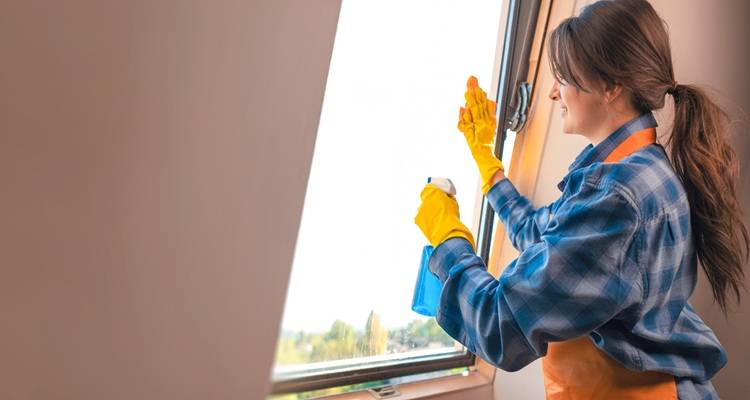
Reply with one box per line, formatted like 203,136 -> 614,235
270,0 -> 547,395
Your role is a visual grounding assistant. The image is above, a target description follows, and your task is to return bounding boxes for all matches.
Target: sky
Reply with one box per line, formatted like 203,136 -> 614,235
279,0 -> 507,334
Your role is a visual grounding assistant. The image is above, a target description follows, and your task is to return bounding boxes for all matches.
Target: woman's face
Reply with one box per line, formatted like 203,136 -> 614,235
548,76 -> 638,146
548,77 -> 607,137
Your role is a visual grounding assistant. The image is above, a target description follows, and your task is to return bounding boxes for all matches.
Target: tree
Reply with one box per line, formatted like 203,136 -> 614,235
361,310 -> 388,356
398,318 -> 455,348
309,319 -> 357,362
275,314 -> 455,368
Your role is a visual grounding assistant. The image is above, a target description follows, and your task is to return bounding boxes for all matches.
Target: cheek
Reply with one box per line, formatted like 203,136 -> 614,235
559,86 -> 575,107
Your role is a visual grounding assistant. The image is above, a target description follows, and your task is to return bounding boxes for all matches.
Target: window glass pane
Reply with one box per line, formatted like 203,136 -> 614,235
274,0 -> 504,377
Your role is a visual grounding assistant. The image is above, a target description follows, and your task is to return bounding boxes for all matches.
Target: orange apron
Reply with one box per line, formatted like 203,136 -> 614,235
542,127 -> 678,400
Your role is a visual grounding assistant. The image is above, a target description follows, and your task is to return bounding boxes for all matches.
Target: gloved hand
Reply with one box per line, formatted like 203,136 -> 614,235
458,75 -> 505,193
414,184 -> 476,250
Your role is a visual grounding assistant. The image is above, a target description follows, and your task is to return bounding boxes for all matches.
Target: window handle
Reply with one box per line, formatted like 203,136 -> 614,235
507,81 -> 531,132
368,384 -> 400,399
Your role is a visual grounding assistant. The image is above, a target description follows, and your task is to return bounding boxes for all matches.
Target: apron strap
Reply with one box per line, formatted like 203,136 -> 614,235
603,127 -> 656,163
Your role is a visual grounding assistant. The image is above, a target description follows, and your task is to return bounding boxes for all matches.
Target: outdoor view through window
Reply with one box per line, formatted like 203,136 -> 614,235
273,0 -> 505,380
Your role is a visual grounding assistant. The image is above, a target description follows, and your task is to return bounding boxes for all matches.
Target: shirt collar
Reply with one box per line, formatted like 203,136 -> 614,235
557,111 -> 658,192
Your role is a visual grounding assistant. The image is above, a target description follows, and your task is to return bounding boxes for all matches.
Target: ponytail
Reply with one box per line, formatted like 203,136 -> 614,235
546,0 -> 749,315
666,84 -> 749,314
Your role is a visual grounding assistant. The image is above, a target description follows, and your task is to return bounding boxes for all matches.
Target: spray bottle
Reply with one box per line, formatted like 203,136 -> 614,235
411,177 -> 456,317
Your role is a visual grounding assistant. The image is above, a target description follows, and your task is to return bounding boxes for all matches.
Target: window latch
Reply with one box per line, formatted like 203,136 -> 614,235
367,384 -> 400,399
507,81 -> 532,132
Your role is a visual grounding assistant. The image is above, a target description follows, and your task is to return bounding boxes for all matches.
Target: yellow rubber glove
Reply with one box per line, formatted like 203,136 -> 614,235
414,184 -> 476,250
458,75 -> 504,193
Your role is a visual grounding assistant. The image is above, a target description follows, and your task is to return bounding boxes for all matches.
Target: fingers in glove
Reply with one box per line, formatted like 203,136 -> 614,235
464,88 -> 478,109
474,87 -> 489,118
420,184 -> 459,209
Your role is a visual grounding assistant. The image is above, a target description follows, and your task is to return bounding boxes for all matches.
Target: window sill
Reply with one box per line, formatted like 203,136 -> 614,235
318,369 -> 492,400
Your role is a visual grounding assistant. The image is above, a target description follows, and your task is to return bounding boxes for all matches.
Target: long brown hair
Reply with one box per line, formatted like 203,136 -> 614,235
546,0 -> 749,314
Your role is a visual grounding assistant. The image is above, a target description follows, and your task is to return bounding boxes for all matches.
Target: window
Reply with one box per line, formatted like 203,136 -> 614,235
270,0 -> 533,396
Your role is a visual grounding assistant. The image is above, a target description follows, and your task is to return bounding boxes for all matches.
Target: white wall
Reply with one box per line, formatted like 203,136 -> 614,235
0,1 -> 341,399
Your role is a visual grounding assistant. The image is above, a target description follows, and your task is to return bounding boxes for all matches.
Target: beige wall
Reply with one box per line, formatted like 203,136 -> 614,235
494,0 -> 750,399
0,1 -> 341,399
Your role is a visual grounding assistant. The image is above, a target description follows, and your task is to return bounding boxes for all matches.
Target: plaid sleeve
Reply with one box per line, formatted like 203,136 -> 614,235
429,181 -> 643,371
486,178 -> 558,252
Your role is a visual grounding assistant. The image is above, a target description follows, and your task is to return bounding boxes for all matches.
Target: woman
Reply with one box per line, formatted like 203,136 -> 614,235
414,0 -> 748,398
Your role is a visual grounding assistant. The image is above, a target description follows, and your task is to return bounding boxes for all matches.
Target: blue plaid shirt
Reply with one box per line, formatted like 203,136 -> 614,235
429,111 -> 726,399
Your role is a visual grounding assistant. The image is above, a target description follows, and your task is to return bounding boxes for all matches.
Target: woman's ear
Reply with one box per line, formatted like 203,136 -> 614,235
603,82 -> 624,104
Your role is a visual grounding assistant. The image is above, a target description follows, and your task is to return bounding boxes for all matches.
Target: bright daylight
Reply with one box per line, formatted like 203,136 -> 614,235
274,0 -> 505,371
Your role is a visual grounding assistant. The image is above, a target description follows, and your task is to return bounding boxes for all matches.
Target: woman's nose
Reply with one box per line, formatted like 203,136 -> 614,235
549,81 -> 560,101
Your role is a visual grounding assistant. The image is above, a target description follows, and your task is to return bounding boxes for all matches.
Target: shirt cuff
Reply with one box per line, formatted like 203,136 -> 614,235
428,237 -> 481,282
486,177 -> 521,212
